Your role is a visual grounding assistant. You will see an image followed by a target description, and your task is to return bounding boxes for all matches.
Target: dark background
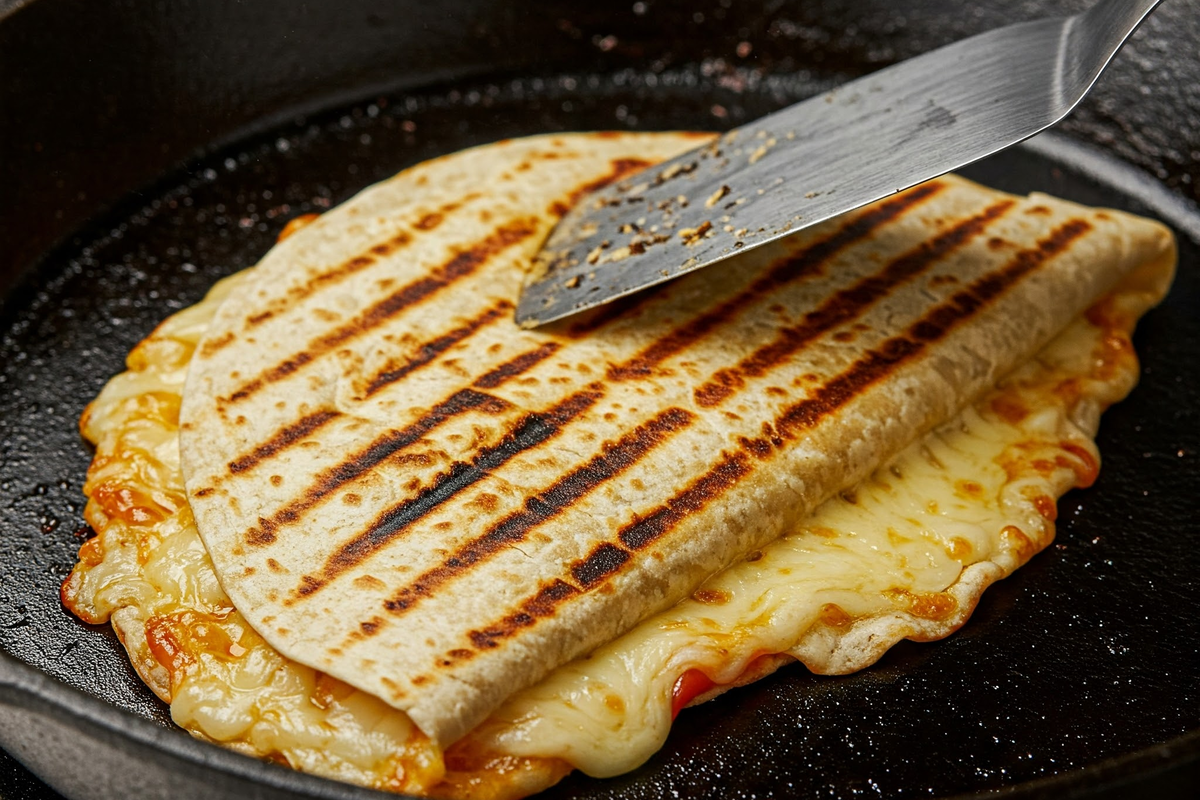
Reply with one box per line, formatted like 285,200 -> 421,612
3,0 -> 1198,294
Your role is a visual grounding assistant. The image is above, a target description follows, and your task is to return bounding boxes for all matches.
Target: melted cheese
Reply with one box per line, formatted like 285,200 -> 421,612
63,252 -> 1162,795
468,286 -> 1148,777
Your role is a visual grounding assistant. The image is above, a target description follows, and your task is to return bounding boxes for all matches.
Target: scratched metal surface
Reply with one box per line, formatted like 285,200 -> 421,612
517,0 -> 1162,326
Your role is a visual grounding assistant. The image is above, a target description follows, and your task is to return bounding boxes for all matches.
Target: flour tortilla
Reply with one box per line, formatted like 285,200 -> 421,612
179,132 -> 1175,745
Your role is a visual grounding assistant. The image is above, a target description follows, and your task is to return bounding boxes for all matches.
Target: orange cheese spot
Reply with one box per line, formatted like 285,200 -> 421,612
144,616 -> 193,692
884,588 -> 958,620
1059,442 -> 1099,488
277,213 -> 320,242
1101,331 -> 1134,359
1031,494 -> 1057,521
439,740 -> 571,800
691,588 -> 731,605
88,483 -> 170,526
819,602 -> 854,628
1084,294 -> 1133,330
145,610 -> 243,692
126,391 -> 183,424
77,535 -> 105,567
1001,524 -> 1039,563
128,337 -> 193,372
1053,378 -> 1083,407
990,394 -> 1029,424
946,536 -> 973,561
806,525 -> 840,539
955,479 -> 985,500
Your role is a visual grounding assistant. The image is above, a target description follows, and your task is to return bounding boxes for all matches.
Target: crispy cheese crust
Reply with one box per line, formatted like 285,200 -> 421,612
61,185 -> 1173,796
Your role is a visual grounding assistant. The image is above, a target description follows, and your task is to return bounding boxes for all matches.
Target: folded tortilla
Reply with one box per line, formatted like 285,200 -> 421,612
178,132 -> 1175,745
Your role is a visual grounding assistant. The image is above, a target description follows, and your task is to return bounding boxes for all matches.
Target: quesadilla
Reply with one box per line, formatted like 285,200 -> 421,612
63,132 -> 1175,797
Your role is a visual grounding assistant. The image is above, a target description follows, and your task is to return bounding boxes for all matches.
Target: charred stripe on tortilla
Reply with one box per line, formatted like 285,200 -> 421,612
177,133 -> 1174,746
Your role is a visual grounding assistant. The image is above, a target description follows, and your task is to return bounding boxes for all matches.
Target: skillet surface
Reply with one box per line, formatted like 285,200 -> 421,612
1,68 -> 1198,799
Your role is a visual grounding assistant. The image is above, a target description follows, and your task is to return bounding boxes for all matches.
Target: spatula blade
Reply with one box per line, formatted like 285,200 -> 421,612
516,0 -> 1161,328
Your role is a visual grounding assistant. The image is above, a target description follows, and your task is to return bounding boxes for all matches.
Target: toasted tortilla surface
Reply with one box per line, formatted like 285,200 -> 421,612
63,132 -> 1175,797
177,132 -> 1173,745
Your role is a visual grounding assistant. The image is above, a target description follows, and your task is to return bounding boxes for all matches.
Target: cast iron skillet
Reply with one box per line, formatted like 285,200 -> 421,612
1,1 -> 1198,798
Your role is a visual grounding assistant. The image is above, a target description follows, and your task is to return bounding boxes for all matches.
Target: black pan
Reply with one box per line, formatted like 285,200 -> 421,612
2,2 -> 1198,798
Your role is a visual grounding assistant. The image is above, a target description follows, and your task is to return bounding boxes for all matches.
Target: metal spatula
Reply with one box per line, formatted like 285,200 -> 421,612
516,0 -> 1163,327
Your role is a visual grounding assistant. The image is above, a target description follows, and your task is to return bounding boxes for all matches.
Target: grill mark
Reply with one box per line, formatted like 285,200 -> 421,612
468,580 -> 581,651
243,344 -> 556,547
227,409 -> 342,475
473,342 -> 560,389
224,164 -> 934,540
439,451 -> 752,659
366,406 -> 694,625
362,301 -> 511,398
223,306 -> 519,478
414,213 -> 443,230
438,217 -> 1093,657
225,218 -> 539,404
571,541 -> 632,588
605,181 -> 947,381
199,331 -> 236,359
409,194 -> 481,233
242,195 -> 481,332
617,451 -> 754,551
247,390 -> 508,547
775,218 -> 1092,437
243,233 -> 410,332
235,176 -> 941,558
694,197 -> 1015,405
549,158 -> 655,218
294,386 -> 610,600
229,378 -> 265,403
